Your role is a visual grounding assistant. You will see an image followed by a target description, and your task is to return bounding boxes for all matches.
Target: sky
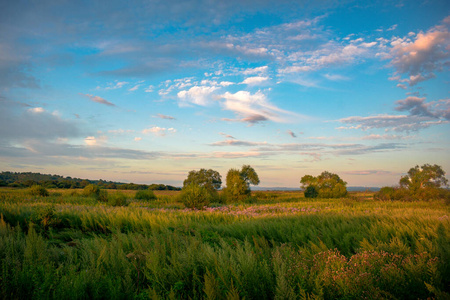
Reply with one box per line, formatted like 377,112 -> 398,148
0,0 -> 449,188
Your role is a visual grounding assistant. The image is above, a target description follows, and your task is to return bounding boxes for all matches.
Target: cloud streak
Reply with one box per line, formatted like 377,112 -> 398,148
81,94 -> 116,106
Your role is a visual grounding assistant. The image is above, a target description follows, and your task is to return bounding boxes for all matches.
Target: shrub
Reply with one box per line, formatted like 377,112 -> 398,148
82,184 -> 100,197
82,184 -> 108,202
108,193 -> 129,206
97,189 -> 108,202
180,183 -> 210,209
30,205 -> 60,230
304,186 -> 318,198
28,185 -> 49,197
373,187 -> 396,201
134,190 -> 157,201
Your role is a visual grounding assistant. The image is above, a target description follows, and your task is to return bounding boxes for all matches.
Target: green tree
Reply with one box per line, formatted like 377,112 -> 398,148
224,165 -> 260,203
300,171 -> 347,198
399,164 -> 448,193
183,168 -> 222,196
397,164 -> 448,200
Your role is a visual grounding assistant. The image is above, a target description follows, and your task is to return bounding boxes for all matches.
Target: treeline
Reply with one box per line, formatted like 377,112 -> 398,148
0,171 -> 180,191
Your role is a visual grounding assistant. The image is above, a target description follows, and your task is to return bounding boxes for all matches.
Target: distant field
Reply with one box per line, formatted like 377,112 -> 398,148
0,188 -> 448,299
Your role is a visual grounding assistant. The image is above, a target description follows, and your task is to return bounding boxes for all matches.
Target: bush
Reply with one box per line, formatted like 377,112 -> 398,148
304,186 -> 318,198
374,186 -> 448,201
28,185 -> 49,197
108,193 -> 129,206
180,183 -> 210,209
373,187 -> 396,201
82,184 -> 108,202
30,205 -> 60,230
134,190 -> 157,201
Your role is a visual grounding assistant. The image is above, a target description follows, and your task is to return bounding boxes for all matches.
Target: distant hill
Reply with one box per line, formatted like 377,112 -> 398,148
0,171 -> 181,190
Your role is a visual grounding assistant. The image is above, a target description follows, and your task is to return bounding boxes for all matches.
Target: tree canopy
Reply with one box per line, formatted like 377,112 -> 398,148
300,171 -> 347,198
399,164 -> 448,192
224,165 -> 260,203
375,164 -> 448,201
183,168 -> 222,195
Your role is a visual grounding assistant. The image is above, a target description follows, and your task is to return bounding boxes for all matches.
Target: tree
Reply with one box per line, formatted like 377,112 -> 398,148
399,164 -> 448,193
183,168 -> 222,196
224,165 -> 260,203
300,171 -> 347,198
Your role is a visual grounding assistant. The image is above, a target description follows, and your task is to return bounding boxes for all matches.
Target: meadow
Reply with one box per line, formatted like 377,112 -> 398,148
0,188 -> 449,299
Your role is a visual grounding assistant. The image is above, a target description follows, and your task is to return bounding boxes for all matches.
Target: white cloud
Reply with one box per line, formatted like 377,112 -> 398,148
128,84 -> 141,92
177,86 -> 219,106
242,66 -> 268,75
219,81 -> 235,87
387,24 -> 398,31
100,81 -> 128,90
142,126 -> 176,136
241,76 -> 269,85
220,90 -> 300,124
388,19 -> 450,86
28,107 -> 45,113
324,74 -> 349,81
145,85 -> 154,92
84,135 -> 107,146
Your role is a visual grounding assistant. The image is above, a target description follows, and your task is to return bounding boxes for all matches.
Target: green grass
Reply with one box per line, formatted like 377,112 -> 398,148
0,188 -> 449,299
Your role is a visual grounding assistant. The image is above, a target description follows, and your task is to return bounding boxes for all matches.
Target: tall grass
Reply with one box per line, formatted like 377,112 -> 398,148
0,188 -> 449,299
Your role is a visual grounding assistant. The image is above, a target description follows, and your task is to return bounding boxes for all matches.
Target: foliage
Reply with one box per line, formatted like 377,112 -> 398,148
180,183 -> 211,209
376,164 -> 449,201
108,192 -> 129,207
82,184 -> 108,202
400,164 -> 448,192
300,171 -> 348,198
27,185 -> 50,197
0,188 -> 449,299
0,171 -> 181,190
223,165 -> 260,203
183,168 -> 222,193
134,190 -> 157,201
304,186 -> 318,198
30,206 -> 60,231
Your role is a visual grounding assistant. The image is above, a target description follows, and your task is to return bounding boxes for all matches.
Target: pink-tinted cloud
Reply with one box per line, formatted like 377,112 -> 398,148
81,93 -> 115,106
389,18 -> 450,86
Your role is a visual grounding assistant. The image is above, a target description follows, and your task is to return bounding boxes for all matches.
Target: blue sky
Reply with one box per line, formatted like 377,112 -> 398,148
0,0 -> 449,187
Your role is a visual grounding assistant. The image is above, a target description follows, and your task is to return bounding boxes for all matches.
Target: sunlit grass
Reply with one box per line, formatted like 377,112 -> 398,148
0,188 -> 449,299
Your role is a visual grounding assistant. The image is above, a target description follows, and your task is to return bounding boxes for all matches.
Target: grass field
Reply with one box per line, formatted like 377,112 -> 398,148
0,188 -> 449,299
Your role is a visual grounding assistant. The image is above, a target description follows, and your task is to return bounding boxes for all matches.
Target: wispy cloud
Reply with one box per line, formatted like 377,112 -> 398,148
219,132 -> 236,139
96,81 -> 128,90
81,93 -> 116,106
142,126 -> 176,136
210,139 -> 267,146
241,76 -> 269,85
242,66 -> 268,75
220,90 -> 301,124
154,113 -> 176,120
287,130 -> 297,138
